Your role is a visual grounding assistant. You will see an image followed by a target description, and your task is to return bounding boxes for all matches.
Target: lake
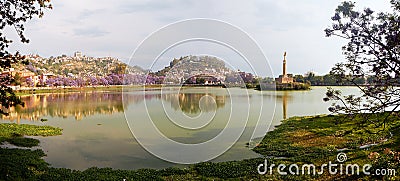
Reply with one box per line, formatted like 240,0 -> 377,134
0,86 -> 360,170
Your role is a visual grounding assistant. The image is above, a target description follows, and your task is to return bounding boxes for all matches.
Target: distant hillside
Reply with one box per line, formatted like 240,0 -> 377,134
152,55 -> 246,85
6,54 -> 258,87
155,55 -> 231,76
24,54 -> 145,77
17,54 -> 234,79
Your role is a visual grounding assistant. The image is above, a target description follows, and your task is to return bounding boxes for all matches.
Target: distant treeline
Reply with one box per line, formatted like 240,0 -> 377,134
293,72 -> 400,86
260,72 -> 400,86
293,72 -> 365,86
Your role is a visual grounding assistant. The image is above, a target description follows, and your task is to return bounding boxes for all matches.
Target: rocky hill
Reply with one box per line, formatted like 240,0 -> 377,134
155,55 -> 229,76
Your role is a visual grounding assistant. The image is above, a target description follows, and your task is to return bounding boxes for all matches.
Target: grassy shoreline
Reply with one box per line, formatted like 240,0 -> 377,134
253,114 -> 400,180
1,113 -> 399,180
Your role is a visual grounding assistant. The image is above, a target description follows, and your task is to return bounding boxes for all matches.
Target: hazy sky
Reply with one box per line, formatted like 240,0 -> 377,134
6,0 -> 392,76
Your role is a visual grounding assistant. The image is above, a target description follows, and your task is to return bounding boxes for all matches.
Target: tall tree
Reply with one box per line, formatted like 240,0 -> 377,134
0,0 -> 52,115
323,1 -> 400,129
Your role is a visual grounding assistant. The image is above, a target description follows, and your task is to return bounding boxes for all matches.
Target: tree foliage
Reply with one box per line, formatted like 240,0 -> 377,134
0,0 -> 51,115
323,1 -> 400,129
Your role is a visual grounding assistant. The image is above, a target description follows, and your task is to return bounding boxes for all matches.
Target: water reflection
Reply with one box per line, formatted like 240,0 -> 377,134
1,89 -> 296,126
162,93 -> 226,114
264,91 -> 294,121
1,92 -> 148,122
1,91 -> 227,122
282,92 -> 288,119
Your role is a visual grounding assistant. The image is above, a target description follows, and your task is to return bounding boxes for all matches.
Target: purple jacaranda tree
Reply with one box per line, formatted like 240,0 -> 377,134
89,76 -> 99,86
99,77 -> 109,86
54,77 -> 64,87
105,75 -> 113,85
25,77 -> 34,87
157,76 -> 165,84
132,74 -> 147,85
75,77 -> 85,87
69,79 -> 78,87
45,78 -> 55,87
32,73 -> 157,88
62,77 -> 73,87
146,74 -> 157,85
122,74 -> 140,85
105,74 -> 123,85
38,77 -> 45,87
26,64 -> 37,73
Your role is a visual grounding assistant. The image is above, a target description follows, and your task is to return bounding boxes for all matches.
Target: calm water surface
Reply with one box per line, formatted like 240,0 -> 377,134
0,86 -> 360,170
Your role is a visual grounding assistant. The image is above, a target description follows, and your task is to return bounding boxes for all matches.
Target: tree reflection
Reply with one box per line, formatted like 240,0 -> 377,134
1,90 -> 227,122
1,92 -> 150,122
162,93 -> 226,114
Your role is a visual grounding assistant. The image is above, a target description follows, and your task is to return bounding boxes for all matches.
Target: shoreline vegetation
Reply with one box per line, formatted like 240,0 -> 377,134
15,83 -> 395,97
14,85 -> 162,96
14,82 -> 313,96
1,113 -> 399,180
257,82 -> 311,91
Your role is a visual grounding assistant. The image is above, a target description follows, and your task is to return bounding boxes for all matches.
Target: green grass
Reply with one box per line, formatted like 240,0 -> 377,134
1,113 -> 399,180
6,137 -> 40,147
0,123 -> 62,180
253,113 -> 400,180
0,123 -> 62,147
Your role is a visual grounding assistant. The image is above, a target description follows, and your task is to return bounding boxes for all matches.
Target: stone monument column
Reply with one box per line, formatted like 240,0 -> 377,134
283,52 -> 287,76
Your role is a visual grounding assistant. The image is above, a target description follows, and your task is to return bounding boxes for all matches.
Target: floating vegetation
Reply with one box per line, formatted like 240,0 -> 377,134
40,118 -> 48,122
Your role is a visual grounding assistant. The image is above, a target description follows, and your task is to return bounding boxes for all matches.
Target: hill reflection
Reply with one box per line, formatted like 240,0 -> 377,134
1,91 -> 227,122
1,92 -> 147,122
162,93 -> 226,114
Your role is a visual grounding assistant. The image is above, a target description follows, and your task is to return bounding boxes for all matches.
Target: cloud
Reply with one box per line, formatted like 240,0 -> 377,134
78,9 -> 106,20
117,1 -> 172,14
73,27 -> 109,37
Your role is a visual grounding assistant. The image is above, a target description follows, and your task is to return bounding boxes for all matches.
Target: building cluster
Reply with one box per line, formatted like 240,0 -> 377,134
27,51 -> 119,65
0,67 -> 52,88
238,71 -> 254,83
26,51 -> 122,79
0,52 -> 128,88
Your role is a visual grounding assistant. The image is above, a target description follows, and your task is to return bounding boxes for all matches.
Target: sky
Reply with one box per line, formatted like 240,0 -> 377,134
6,0 -> 393,77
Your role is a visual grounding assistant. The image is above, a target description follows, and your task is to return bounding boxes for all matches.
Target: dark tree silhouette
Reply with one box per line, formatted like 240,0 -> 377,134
0,0 -> 51,115
323,1 -> 400,129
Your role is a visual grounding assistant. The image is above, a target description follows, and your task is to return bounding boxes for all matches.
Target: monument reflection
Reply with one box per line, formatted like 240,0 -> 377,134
282,91 -> 288,119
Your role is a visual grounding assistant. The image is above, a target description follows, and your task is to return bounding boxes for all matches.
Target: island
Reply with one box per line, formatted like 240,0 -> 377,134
258,52 -> 310,91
